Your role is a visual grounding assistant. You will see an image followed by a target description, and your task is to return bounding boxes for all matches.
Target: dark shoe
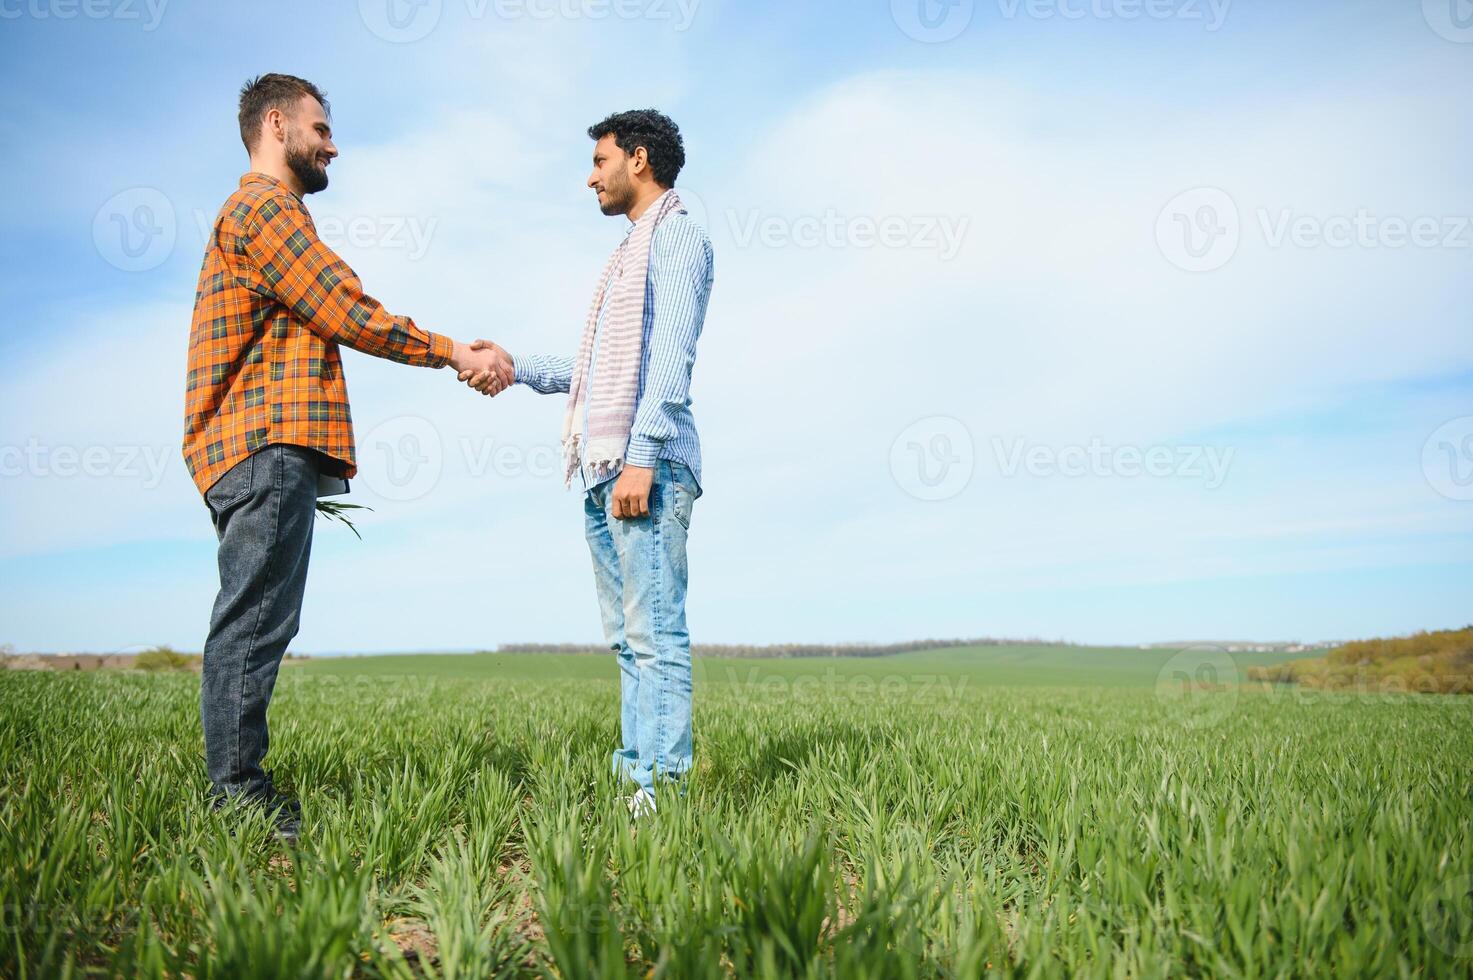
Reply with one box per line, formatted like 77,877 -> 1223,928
257,772 -> 302,843
261,790 -> 302,843
211,777 -> 302,843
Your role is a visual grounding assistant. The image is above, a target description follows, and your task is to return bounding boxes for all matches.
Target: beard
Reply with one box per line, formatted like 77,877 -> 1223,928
597,165 -> 635,216
285,136 -> 329,194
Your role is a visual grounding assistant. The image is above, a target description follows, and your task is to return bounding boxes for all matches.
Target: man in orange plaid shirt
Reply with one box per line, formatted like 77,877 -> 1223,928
183,74 -> 510,840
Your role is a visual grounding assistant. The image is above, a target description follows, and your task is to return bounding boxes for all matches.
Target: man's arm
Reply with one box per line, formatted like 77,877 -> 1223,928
460,348 -> 571,394
512,353 -> 575,394
624,220 -> 713,467
242,193 -> 507,384
611,219 -> 714,519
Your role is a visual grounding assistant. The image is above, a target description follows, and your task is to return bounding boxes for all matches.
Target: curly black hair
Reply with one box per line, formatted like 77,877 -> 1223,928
587,109 -> 686,188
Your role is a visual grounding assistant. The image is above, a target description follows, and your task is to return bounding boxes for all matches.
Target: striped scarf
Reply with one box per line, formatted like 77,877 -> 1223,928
562,188 -> 683,487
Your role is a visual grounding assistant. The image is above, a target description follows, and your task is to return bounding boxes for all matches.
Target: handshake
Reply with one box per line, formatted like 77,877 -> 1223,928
448,339 -> 515,396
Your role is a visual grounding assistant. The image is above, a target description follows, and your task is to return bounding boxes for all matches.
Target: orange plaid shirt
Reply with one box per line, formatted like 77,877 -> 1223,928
183,173 -> 454,495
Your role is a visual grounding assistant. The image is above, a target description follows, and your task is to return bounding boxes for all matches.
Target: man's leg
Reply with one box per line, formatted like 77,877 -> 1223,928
200,445 -> 318,801
585,480 -> 640,786
611,461 -> 697,795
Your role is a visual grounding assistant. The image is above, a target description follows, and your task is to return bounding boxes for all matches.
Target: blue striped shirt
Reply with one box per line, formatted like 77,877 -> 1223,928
513,207 -> 714,493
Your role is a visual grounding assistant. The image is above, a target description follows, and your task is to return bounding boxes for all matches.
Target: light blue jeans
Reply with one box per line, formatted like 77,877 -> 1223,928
584,459 -> 699,795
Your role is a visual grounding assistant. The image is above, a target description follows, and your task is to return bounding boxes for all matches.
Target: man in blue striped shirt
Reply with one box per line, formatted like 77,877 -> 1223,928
464,110 -> 712,816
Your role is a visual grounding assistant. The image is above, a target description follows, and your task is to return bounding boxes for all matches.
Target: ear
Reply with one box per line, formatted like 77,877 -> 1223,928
264,106 -> 288,146
630,146 -> 649,177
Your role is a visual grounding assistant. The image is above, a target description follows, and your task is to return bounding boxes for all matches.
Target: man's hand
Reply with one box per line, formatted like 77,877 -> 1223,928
451,340 -> 514,396
611,464 -> 655,520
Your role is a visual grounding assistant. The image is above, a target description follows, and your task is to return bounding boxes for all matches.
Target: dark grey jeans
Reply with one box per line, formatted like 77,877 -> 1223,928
201,444 -> 318,799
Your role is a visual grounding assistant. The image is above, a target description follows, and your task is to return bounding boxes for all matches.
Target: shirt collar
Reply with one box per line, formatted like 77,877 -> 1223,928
240,172 -> 301,201
631,188 -> 673,225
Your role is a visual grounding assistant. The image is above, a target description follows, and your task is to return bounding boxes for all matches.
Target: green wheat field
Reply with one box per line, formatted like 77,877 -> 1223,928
4,644 -> 1473,977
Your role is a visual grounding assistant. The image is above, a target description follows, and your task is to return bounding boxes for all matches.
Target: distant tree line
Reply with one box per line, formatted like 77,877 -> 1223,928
1248,626 -> 1473,694
497,637 -> 1073,659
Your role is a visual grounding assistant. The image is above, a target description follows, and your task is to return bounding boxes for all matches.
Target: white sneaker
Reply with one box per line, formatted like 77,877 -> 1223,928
626,788 -> 657,819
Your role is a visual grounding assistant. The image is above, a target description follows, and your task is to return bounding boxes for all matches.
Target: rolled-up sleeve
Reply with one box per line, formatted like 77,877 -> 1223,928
625,221 -> 713,468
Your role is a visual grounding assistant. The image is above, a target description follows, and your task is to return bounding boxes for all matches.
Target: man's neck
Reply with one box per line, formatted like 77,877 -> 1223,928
248,157 -> 305,198
625,184 -> 668,222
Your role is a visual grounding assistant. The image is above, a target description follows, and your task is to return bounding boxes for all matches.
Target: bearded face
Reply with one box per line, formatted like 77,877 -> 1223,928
588,133 -> 658,218
284,127 -> 330,194
595,157 -> 636,216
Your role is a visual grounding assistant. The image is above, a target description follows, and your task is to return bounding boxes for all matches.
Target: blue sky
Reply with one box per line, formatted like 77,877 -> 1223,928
1,0 -> 1470,653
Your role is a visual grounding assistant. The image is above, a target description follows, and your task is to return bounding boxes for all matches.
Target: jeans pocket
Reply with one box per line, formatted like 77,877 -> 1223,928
205,453 -> 255,519
671,480 -> 695,530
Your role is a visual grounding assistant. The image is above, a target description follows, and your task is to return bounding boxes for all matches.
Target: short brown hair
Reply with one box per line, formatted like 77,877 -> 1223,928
238,73 -> 329,152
